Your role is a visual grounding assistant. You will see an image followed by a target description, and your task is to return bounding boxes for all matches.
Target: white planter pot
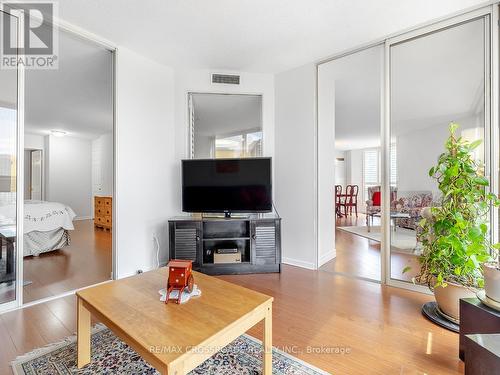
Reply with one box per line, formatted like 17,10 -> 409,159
483,262 -> 500,303
433,282 -> 476,322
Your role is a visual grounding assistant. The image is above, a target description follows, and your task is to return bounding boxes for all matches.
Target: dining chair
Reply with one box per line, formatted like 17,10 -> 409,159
342,185 -> 359,217
335,185 -> 342,217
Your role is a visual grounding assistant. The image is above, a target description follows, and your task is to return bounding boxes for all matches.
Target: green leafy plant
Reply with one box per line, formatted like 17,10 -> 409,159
413,122 -> 500,290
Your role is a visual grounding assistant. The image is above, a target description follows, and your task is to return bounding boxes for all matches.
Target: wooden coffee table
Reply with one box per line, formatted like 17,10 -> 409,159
76,268 -> 273,374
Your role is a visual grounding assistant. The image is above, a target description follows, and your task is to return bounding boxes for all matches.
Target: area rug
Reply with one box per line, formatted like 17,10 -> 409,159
337,225 -> 418,254
11,325 -> 330,375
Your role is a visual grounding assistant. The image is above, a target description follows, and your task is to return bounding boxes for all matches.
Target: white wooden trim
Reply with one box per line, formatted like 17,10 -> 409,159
318,249 -> 336,267
281,257 -> 317,270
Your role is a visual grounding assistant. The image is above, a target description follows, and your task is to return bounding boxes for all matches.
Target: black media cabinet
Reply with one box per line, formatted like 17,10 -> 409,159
168,214 -> 281,275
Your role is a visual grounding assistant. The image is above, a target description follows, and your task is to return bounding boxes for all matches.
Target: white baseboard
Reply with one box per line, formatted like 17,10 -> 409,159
116,260 -> 168,279
318,249 -> 336,267
74,216 -> 92,221
282,257 -> 317,270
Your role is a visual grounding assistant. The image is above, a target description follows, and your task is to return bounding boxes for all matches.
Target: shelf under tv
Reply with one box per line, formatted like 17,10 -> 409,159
202,237 -> 251,241
202,261 -> 251,267
168,214 -> 281,275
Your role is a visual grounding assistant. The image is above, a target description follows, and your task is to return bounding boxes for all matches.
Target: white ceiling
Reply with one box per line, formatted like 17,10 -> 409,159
324,17 -> 484,151
327,45 -> 382,151
193,93 -> 262,137
24,28 -> 113,139
54,0 -> 485,73
0,24 -> 113,140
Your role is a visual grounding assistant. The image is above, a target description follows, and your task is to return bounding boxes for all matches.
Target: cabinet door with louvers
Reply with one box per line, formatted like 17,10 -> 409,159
169,221 -> 201,266
251,220 -> 280,265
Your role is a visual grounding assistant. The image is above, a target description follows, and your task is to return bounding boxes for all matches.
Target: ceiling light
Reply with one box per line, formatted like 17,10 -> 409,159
51,130 -> 67,137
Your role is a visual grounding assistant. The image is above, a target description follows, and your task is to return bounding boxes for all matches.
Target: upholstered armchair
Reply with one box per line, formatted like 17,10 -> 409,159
365,186 -> 398,215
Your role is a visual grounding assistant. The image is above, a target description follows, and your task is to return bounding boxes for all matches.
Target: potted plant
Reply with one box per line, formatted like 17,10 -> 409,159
483,251 -> 500,303
413,122 -> 500,322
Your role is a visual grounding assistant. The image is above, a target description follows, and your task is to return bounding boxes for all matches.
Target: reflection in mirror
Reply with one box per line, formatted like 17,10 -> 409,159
190,93 -> 263,159
21,27 -> 114,304
390,18 -> 486,283
0,13 -> 18,305
317,45 -> 383,282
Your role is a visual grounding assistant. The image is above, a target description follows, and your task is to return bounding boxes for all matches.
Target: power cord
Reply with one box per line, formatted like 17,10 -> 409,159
272,202 -> 280,218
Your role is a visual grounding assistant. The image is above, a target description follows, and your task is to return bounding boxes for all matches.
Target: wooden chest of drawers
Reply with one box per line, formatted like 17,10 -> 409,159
94,196 -> 112,230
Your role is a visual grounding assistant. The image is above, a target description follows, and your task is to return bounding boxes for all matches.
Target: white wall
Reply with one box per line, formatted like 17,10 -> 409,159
396,114 -> 481,197
92,132 -> 113,197
115,48 -> 176,278
317,63 -> 336,266
25,133 -> 45,150
335,151 -> 346,186
45,135 -> 93,219
345,149 -> 363,187
23,150 -> 31,199
173,69 -> 275,211
275,64 -> 317,269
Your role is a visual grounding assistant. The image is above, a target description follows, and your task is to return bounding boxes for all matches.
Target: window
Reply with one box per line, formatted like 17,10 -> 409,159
363,145 -> 397,202
214,130 -> 263,158
363,149 -> 380,202
390,143 -> 397,186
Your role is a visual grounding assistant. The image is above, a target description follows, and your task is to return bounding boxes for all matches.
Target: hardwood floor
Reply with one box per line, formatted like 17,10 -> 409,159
22,220 -> 112,303
321,213 -> 421,283
0,265 -> 463,375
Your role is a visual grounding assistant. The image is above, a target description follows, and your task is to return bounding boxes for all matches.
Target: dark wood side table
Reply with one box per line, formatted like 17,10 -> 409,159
459,298 -> 500,361
464,334 -> 500,374
0,225 -> 16,275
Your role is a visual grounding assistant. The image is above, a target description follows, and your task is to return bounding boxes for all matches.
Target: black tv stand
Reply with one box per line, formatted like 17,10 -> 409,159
169,214 -> 281,275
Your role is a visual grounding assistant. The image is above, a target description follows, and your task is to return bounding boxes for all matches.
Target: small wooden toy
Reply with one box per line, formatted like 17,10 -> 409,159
166,259 -> 194,304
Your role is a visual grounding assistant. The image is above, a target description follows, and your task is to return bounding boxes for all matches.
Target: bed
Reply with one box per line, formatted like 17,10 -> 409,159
0,200 -> 76,257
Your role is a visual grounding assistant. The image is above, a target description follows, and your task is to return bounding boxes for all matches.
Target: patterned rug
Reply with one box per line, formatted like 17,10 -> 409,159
12,325 -> 330,375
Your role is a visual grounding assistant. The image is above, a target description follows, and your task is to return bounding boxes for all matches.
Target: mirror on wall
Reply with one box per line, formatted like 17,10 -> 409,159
318,45 -> 383,282
21,27 -> 114,304
0,11 -> 18,306
389,17 -> 487,283
189,93 -> 263,159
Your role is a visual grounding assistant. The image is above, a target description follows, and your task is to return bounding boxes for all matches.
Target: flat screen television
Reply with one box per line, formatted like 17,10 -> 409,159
182,158 -> 272,214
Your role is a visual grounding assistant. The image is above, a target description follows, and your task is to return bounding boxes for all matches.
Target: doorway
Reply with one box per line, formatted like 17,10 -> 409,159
24,149 -> 43,201
0,9 -> 116,311
21,27 -> 115,304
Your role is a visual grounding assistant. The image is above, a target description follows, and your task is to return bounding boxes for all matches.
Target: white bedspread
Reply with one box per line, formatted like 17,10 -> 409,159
0,200 -> 76,233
